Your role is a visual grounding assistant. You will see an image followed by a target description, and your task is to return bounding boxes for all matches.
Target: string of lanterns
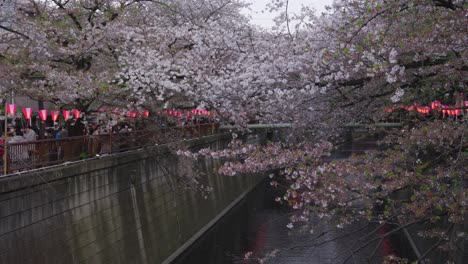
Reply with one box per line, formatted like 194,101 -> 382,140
163,109 -> 213,119
385,100 -> 468,117
5,104 -> 86,123
5,104 -> 214,123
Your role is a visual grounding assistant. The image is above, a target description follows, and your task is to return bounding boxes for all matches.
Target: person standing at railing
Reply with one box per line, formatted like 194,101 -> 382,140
10,130 -> 26,144
8,130 -> 28,172
61,127 -> 71,160
55,127 -> 63,160
93,126 -> 111,154
24,127 -> 37,141
23,127 -> 37,164
61,127 -> 69,138
45,128 -> 55,139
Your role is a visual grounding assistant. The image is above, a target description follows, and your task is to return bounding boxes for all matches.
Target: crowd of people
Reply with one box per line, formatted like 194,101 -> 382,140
0,126 -> 39,170
0,122 -> 138,171
0,114 -> 218,173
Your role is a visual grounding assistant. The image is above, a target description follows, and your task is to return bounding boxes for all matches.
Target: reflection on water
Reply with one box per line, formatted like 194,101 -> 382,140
171,180 -> 380,263
174,136 -> 414,264
174,178 -> 415,264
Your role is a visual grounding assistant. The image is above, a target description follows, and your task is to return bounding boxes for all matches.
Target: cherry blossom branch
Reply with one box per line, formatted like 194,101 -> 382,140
51,0 -> 83,30
287,222 -> 375,251
0,25 -> 30,39
417,224 -> 454,262
340,218 -> 430,264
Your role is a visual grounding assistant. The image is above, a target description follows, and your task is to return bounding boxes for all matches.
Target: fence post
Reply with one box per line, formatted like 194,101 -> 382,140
3,110 -> 7,175
109,132 -> 113,154
3,143 -> 7,175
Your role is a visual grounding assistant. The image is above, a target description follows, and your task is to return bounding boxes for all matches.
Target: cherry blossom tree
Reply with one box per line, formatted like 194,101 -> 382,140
0,0 -> 180,109
178,0 -> 467,262
1,0 -> 466,261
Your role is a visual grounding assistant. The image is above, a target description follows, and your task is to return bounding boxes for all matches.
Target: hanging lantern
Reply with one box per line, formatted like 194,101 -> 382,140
73,109 -> 81,119
417,106 -> 429,114
52,110 -> 60,122
62,110 -> 71,120
22,108 -> 33,126
38,110 -> 48,122
22,108 -> 33,119
144,110 -> 150,117
129,111 -> 136,118
6,104 -> 17,115
431,101 -> 441,110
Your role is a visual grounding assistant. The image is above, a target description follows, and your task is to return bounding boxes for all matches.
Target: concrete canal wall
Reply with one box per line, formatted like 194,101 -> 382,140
0,132 -> 266,264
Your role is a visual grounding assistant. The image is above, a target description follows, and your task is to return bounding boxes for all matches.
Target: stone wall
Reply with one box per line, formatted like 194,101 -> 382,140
0,132 -> 266,263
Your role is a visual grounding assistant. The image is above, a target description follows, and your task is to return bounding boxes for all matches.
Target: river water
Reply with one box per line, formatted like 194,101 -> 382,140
174,136 -> 415,264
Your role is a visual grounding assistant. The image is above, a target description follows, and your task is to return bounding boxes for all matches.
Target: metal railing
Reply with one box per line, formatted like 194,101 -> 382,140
1,123 -> 220,175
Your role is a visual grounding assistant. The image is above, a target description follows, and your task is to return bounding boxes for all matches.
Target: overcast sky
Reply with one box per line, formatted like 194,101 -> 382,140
243,0 -> 335,29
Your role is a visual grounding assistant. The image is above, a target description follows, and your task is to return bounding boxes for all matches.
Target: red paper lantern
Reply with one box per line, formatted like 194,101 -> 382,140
73,109 -> 81,119
129,111 -> 136,118
6,104 -> 16,115
431,101 -> 440,110
63,110 -> 71,120
38,110 -> 48,122
52,111 -> 60,122
22,108 -> 33,119
144,110 -> 150,117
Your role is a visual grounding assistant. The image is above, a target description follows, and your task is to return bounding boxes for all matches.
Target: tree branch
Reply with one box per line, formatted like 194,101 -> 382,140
0,25 -> 30,39
417,224 -> 454,262
51,0 -> 83,30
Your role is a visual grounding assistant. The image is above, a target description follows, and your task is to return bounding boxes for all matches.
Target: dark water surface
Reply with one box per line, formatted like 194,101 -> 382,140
174,179 -> 414,264
174,137 -> 414,264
